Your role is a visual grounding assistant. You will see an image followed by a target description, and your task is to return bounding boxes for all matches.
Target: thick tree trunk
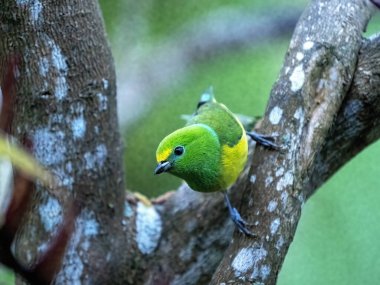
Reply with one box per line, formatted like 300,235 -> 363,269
0,0 -> 127,284
0,0 -> 379,284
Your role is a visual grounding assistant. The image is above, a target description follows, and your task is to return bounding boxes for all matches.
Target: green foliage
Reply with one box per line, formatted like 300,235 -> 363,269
0,134 -> 54,187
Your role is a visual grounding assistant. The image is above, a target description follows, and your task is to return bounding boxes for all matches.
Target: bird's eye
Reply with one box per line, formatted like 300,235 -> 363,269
174,146 -> 184,156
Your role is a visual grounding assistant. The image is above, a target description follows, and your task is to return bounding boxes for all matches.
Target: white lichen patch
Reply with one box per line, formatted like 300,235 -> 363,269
39,196 -> 62,232
289,107 -> 305,160
78,210 -> 99,255
250,175 -> 256,184
51,41 -> 67,74
329,66 -> 339,82
293,107 -> 304,121
289,64 -> 305,92
275,167 -> 284,177
270,218 -> 281,235
82,213 -> 99,237
55,251 -> 83,285
281,191 -> 289,207
259,264 -> 271,281
265,176 -> 273,187
269,106 -> 283,125
124,201 -> 133,218
37,242 -> 48,255
60,174 -> 74,189
267,200 -> 278,213
17,0 -> 42,23
135,202 -> 162,254
38,57 -> 49,77
84,144 -> 107,170
232,246 -> 268,278
96,93 -> 108,111
276,171 -> 294,191
71,115 -> 86,139
38,36 -> 69,102
296,52 -> 304,61
33,128 -> 66,166
276,235 -> 285,251
232,248 -> 255,275
303,41 -> 314,50
30,0 -> 42,22
49,39 -> 68,100
55,210 -> 98,285
102,78 -> 109,89
65,161 -> 73,173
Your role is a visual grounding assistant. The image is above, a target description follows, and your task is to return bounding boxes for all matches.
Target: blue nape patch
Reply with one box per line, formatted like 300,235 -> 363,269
197,86 -> 215,109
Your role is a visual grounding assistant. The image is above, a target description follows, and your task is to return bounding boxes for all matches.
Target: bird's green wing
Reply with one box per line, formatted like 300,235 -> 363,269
188,101 -> 243,147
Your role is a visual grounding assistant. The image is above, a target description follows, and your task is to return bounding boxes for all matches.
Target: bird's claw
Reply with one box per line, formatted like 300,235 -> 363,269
246,131 -> 280,150
230,207 -> 256,237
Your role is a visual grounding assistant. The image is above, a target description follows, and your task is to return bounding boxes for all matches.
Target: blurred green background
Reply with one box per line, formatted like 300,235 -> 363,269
2,0 -> 380,284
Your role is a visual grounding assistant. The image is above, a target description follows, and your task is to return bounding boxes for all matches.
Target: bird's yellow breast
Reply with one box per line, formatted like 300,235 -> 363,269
220,132 -> 248,189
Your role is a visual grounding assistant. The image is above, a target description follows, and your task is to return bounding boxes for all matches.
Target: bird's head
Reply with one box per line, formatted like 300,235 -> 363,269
155,124 -> 221,191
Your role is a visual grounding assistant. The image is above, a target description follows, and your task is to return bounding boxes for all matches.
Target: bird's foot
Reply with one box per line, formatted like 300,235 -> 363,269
229,206 -> 256,237
246,131 -> 280,150
224,192 -> 255,237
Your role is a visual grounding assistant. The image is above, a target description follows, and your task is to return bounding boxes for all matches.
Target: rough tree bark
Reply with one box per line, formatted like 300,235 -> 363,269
0,0 -> 128,284
0,0 -> 379,285
210,0 -> 374,283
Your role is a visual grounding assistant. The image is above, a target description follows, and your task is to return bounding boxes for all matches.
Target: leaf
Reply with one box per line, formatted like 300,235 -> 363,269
0,133 -> 54,187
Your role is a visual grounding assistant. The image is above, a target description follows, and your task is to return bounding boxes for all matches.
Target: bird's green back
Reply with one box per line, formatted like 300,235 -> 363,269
188,100 -> 244,148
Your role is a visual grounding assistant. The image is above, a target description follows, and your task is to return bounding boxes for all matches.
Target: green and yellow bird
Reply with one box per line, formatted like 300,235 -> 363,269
155,88 -> 277,236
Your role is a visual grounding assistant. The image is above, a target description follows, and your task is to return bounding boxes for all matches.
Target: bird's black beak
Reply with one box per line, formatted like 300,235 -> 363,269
154,161 -> 172,175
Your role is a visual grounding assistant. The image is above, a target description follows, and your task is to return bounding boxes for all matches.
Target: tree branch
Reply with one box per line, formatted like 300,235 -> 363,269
306,35 -> 380,197
210,0 -> 374,283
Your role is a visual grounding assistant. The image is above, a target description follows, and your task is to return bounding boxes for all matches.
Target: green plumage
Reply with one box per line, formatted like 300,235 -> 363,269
155,88 -> 247,193
156,124 -> 221,192
189,99 -> 243,148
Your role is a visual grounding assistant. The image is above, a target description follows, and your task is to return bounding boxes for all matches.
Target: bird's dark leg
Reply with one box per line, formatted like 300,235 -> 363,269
246,131 -> 279,150
223,192 -> 255,237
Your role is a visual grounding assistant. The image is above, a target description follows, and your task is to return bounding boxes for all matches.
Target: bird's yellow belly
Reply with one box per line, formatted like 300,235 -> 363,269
220,133 -> 248,189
